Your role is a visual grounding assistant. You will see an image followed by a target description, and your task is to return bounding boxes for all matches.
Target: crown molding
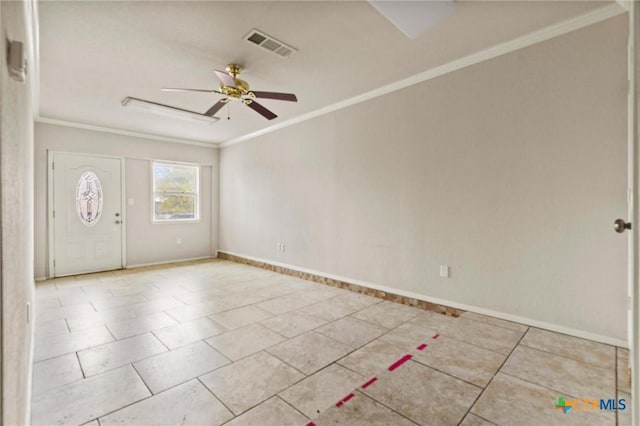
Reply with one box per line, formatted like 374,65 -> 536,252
220,3 -> 626,148
36,117 -> 220,149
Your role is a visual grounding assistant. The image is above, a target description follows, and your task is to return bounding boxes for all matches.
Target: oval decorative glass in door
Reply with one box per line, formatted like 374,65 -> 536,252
76,171 -> 103,226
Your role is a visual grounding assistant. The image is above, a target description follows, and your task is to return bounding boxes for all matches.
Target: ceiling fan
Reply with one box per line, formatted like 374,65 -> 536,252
162,64 -> 298,120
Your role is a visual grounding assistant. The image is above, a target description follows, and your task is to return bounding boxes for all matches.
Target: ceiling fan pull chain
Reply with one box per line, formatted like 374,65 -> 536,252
227,102 -> 231,120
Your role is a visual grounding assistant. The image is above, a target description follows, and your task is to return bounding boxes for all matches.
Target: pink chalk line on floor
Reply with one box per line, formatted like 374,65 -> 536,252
328,331 -> 442,412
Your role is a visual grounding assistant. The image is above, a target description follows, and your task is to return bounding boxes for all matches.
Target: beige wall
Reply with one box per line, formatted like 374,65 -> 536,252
1,1 -> 36,423
220,16 -> 628,342
34,123 -> 219,278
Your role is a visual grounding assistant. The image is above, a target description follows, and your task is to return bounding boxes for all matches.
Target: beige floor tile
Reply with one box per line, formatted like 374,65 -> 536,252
209,305 -> 274,329
100,379 -> 233,426
408,310 -> 460,331
35,325 -> 114,362
37,303 -> 96,323
521,328 -> 615,369
125,296 -> 185,317
315,316 -> 387,348
31,365 -> 150,426
471,373 -> 615,426
32,354 -> 83,396
200,351 -> 304,415
66,307 -> 135,332
78,333 -> 167,377
460,311 -> 529,333
224,396 -> 309,426
279,364 -> 364,418
502,346 -> 615,397
378,322 -> 438,351
440,317 -> 524,354
153,317 -> 227,349
364,360 -> 480,425
175,288 -> 226,305
92,294 -> 148,311
459,413 -> 497,426
205,323 -> 286,360
617,348 -> 631,393
303,292 -> 382,321
267,331 -> 353,375
311,390 -> 415,426
107,312 -> 179,340
337,339 -> 408,378
352,301 -> 421,329
165,300 -> 230,323
134,341 -> 230,393
35,297 -> 61,310
257,293 -> 320,315
618,391 -> 631,426
413,336 -> 507,387
35,318 -> 68,336
261,310 -> 328,338
58,291 -> 109,307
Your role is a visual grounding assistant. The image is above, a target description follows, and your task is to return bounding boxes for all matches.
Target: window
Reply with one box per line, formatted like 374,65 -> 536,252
152,161 -> 199,222
76,171 -> 103,226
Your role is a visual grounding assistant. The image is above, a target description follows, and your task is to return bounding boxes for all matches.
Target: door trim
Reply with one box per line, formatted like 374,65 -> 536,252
47,150 -> 127,278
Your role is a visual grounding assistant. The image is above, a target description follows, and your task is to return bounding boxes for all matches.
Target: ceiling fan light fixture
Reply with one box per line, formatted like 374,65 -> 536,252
121,96 -> 219,125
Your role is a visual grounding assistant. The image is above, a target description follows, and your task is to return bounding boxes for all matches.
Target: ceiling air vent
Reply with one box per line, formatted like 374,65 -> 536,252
244,29 -> 297,59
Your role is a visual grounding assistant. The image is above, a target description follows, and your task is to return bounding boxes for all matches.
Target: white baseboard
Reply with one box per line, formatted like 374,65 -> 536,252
126,255 -> 215,269
218,250 -> 628,348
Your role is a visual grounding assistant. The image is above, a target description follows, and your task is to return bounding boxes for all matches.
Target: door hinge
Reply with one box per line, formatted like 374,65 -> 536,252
52,162 -> 55,170
52,210 -> 55,219
53,259 -> 56,267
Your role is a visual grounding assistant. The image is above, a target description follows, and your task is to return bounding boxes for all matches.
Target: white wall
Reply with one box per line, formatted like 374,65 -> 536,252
220,16 -> 629,342
34,123 -> 219,278
1,1 -> 36,423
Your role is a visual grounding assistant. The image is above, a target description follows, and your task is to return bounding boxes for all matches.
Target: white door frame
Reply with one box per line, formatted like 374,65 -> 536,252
628,1 -> 639,424
47,150 -> 127,278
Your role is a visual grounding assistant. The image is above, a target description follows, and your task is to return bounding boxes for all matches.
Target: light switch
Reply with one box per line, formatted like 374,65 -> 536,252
128,198 -> 134,206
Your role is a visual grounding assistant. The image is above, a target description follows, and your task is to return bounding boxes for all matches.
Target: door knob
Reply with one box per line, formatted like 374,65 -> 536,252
614,218 -> 632,233
115,220 -> 121,224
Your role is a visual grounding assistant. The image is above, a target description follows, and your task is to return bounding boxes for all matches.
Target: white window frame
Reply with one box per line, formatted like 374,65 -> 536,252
151,160 -> 200,223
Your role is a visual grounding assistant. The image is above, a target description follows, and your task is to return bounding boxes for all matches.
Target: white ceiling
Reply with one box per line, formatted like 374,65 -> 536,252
37,1 -> 616,146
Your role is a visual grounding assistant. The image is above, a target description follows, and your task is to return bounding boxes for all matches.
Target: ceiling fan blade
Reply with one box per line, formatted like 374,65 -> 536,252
214,70 -> 236,88
204,99 -> 227,117
245,100 -> 277,120
162,88 -> 220,94
252,91 -> 298,102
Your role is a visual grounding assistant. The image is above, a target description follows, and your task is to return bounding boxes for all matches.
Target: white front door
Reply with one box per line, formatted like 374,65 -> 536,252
50,152 -> 124,277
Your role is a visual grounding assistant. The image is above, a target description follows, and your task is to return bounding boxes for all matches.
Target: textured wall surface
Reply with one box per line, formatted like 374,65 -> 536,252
1,1 -> 36,423
220,16 -> 628,342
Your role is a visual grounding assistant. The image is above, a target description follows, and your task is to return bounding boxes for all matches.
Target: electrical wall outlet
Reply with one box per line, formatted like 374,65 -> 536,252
176,237 -> 182,245
440,265 -> 449,278
276,243 -> 286,252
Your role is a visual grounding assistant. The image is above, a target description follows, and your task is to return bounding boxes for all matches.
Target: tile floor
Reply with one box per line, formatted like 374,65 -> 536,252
31,259 -> 633,426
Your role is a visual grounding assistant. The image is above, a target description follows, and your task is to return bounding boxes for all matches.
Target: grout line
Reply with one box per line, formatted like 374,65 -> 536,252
75,351 -> 87,379
498,371 -> 584,401
353,389 -> 421,425
130,363 -> 154,395
196,377 -> 237,418
456,325 -> 530,423
276,395 -> 312,421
